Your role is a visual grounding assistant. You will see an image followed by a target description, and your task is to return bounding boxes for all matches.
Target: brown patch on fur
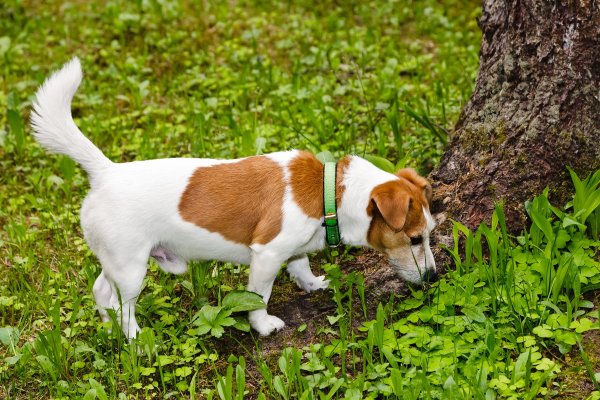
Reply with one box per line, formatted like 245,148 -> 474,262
336,156 -> 351,206
289,152 -> 324,219
367,211 -> 410,252
179,156 -> 285,245
369,181 -> 412,231
366,174 -> 430,250
288,152 -> 351,220
396,168 -> 432,205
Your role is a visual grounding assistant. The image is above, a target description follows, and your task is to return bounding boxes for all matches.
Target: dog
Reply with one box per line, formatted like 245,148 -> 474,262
30,58 -> 438,338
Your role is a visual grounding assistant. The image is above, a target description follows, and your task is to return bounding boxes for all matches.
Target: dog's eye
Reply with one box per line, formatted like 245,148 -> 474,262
410,236 -> 423,246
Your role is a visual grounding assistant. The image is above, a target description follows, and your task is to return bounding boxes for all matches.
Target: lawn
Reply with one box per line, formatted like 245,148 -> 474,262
1,0 -> 599,399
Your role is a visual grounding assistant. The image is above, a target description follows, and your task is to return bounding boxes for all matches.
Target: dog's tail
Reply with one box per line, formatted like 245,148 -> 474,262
30,57 -> 112,177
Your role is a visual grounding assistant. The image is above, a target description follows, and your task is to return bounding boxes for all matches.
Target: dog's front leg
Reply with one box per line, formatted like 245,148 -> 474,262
287,255 -> 329,292
247,248 -> 286,336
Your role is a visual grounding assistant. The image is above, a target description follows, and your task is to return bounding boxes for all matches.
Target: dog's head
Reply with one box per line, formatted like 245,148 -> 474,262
366,168 -> 437,284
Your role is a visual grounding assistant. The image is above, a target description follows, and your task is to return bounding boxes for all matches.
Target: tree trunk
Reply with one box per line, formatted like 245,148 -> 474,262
431,0 -> 600,235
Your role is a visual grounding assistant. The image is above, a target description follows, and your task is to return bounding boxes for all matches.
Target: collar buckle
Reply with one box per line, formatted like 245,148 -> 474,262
324,212 -> 338,223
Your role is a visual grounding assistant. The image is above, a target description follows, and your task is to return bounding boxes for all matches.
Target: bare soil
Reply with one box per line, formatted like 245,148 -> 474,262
555,291 -> 600,399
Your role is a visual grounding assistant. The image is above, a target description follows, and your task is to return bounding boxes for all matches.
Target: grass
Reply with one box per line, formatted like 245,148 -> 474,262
1,0 -> 599,399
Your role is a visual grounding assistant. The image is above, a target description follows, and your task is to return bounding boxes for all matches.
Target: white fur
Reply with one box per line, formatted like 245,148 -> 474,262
337,157 -> 401,246
31,58 -> 437,339
30,58 -> 111,181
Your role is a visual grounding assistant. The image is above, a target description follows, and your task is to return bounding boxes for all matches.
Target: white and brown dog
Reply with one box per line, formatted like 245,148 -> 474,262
31,58 -> 437,338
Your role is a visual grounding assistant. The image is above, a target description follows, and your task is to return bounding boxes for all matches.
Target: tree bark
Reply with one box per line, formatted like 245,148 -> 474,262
431,0 -> 600,235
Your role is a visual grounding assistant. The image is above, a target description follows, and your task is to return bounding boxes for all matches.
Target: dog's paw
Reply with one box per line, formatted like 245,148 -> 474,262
250,310 -> 285,336
126,323 -> 141,341
297,275 -> 330,292
257,315 -> 285,336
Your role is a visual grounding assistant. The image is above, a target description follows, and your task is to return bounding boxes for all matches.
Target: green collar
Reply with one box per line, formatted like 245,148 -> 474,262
323,162 -> 341,247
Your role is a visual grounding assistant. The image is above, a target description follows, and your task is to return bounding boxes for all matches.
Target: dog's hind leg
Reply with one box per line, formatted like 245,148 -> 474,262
92,271 -> 113,324
286,255 -> 329,292
97,248 -> 149,340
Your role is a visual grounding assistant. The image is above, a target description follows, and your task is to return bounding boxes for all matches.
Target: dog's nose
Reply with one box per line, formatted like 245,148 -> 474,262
424,269 -> 439,283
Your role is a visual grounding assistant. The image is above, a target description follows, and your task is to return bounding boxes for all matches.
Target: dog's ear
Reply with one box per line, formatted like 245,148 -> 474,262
370,182 -> 412,231
396,168 -> 432,205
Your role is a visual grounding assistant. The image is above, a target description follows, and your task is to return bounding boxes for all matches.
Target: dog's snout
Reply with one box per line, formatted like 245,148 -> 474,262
424,269 -> 438,283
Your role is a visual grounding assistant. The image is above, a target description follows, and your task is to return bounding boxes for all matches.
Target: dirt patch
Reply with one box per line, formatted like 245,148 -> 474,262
554,329 -> 600,399
554,291 -> 600,399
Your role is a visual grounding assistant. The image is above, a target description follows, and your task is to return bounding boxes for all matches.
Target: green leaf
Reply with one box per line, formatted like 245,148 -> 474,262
344,388 -> 362,400
0,326 -> 19,347
532,325 -> 553,338
443,375 -> 458,391
513,349 -> 530,382
210,325 -> 226,338
83,389 -> 98,400
0,36 -> 11,57
273,376 -> 288,399
35,355 -> 57,380
578,300 -> 595,309
193,304 -> 222,325
6,354 -> 22,366
558,341 -> 573,355
327,313 -> 344,325
140,367 -> 156,376
398,297 -> 423,311
364,154 -> 396,173
232,316 -> 251,332
394,154 -> 411,170
255,136 -> 267,155
569,167 -> 600,224
222,291 -> 266,313
562,216 -> 586,230
485,321 -> 496,354
88,379 -> 108,400
555,229 -> 571,249
535,358 -> 557,371
461,304 -> 486,322
192,305 -> 236,337
556,330 -> 577,345
175,366 -> 193,377
402,104 -> 448,145
525,190 -> 554,242
7,108 -> 24,154
570,318 -> 596,333
157,355 -> 175,366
